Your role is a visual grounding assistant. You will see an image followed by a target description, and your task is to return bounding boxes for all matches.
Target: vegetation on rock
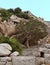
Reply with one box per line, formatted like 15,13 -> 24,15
0,7 -> 48,49
0,7 -> 30,21
15,19 -> 48,47
0,35 -> 23,54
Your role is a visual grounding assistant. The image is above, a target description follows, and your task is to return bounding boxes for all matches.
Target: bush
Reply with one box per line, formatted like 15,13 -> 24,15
14,7 -> 22,13
0,35 -> 23,54
7,8 -> 14,13
0,7 -> 30,21
16,19 -> 48,46
20,12 -> 30,19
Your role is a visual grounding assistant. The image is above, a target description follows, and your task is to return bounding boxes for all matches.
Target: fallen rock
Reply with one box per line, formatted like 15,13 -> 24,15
11,51 -> 19,56
0,43 -> 12,56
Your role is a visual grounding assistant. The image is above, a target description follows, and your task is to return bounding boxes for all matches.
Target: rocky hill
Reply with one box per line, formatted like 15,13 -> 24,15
0,8 -> 50,65
0,7 -> 48,48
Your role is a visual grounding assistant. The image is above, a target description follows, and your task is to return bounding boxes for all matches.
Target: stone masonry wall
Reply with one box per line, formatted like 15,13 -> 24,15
0,56 -> 36,65
0,56 -> 50,65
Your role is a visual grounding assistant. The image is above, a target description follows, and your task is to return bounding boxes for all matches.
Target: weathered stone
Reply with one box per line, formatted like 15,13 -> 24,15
41,64 -> 45,65
11,51 -> 19,56
48,49 -> 50,54
44,54 -> 50,58
0,57 -> 11,62
35,57 -> 45,65
0,43 -> 12,51
33,51 -> 40,57
12,56 -> 35,65
0,43 -> 12,56
45,44 -> 50,49
0,62 -> 6,65
0,21 -> 16,36
6,62 -> 12,65
45,57 -> 50,64
39,47 -> 47,52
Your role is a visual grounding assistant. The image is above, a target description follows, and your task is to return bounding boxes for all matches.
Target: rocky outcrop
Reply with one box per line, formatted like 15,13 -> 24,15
0,21 -> 16,36
10,15 -> 29,24
10,15 -> 21,23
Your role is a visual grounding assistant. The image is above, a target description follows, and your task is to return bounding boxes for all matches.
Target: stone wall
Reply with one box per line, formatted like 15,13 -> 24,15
0,57 -> 12,65
12,56 -> 35,65
0,56 -> 35,65
0,56 -> 50,65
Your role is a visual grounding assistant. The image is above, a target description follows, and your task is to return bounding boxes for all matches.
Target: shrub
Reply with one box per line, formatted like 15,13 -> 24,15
0,35 -> 23,54
7,8 -> 14,13
14,7 -> 22,13
16,19 -> 48,46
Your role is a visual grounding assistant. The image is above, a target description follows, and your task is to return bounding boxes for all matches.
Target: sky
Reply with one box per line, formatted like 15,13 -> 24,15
0,0 -> 50,21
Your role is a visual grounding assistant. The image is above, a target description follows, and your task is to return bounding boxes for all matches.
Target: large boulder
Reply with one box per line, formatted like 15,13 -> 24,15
0,21 -> 16,36
0,43 -> 12,56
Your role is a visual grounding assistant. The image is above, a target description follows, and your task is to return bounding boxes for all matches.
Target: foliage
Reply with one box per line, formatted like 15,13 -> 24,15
16,19 -> 48,46
7,8 -> 14,13
14,7 -> 22,13
0,35 -> 23,54
17,12 -> 30,19
0,7 -> 30,21
0,8 -> 11,21
0,7 -> 48,47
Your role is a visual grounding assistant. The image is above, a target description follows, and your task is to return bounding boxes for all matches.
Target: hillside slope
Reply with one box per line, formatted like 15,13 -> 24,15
0,7 -> 48,47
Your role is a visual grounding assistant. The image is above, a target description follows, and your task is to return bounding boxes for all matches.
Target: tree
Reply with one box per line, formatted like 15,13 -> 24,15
14,7 -> 22,13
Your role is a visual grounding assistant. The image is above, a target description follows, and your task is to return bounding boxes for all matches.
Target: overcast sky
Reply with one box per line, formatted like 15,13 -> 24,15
0,0 -> 50,21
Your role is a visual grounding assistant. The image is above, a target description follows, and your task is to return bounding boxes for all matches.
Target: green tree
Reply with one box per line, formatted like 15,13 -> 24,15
14,7 -> 22,13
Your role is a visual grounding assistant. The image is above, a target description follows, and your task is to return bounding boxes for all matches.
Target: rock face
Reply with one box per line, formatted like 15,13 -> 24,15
0,43 -> 12,56
0,21 -> 16,36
